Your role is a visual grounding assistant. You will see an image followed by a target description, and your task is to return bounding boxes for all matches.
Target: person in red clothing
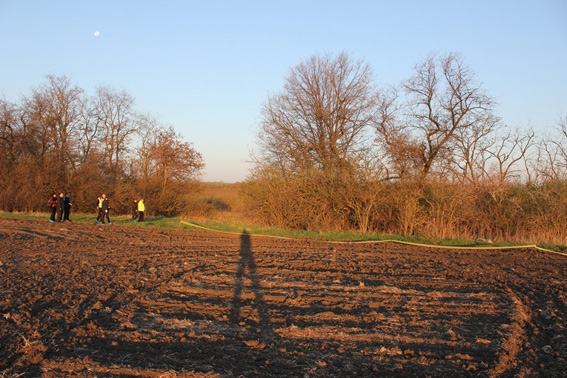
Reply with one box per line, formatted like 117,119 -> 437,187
47,193 -> 57,222
131,198 -> 138,222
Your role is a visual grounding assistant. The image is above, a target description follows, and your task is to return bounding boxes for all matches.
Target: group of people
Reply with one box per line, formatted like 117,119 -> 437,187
95,193 -> 111,225
95,195 -> 146,225
47,193 -> 146,224
131,198 -> 145,222
47,192 -> 72,222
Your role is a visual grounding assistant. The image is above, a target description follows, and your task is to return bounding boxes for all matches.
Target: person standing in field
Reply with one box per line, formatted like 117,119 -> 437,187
63,193 -> 72,221
95,195 -> 103,223
56,193 -> 65,222
48,193 -> 57,222
99,194 -> 111,225
137,198 -> 145,222
131,198 -> 138,222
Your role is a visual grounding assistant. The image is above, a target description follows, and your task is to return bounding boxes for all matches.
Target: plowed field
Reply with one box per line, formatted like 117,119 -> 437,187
1,217 -> 566,377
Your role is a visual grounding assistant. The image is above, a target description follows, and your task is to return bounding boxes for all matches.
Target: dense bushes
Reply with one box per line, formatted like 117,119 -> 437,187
242,170 -> 567,244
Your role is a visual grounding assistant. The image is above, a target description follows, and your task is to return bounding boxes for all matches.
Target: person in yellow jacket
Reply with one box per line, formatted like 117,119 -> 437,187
95,194 -> 111,225
137,198 -> 145,222
95,195 -> 104,223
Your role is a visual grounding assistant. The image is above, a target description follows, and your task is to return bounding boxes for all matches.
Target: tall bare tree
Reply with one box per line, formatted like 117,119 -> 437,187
536,116 -> 567,181
450,113 -> 500,185
0,99 -> 20,164
77,95 -> 101,165
375,53 -> 497,181
485,128 -> 535,184
257,52 -> 377,175
94,86 -> 138,179
17,75 -> 85,187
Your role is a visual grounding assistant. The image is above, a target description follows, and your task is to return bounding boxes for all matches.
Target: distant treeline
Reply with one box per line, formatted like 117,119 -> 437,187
242,52 -> 567,244
0,75 -> 204,215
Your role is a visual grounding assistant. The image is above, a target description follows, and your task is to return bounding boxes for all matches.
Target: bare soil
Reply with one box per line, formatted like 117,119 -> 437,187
0,217 -> 566,377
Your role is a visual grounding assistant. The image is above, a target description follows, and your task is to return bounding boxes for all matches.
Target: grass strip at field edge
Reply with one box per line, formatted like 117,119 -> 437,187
1,212 -> 565,256
180,220 -> 567,257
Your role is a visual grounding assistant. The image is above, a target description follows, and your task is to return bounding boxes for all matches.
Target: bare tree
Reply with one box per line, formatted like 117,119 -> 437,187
375,53 -> 497,181
94,86 -> 138,179
553,116 -> 567,177
77,95 -> 101,164
0,99 -> 20,164
147,126 -> 204,195
450,113 -> 500,185
13,75 -> 86,191
374,87 -> 424,180
536,116 -> 567,181
485,128 -> 535,184
131,125 -> 204,215
0,99 -> 21,211
560,115 -> 567,146
33,76 -> 83,173
133,114 -> 157,183
257,52 -> 377,175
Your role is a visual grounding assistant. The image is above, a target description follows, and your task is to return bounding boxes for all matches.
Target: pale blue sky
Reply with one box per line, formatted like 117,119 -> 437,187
1,1 -> 566,182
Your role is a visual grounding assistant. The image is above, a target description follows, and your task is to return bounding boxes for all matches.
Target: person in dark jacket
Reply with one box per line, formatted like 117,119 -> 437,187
56,193 -> 65,222
48,193 -> 57,222
100,194 -> 111,225
131,199 -> 138,222
63,193 -> 72,221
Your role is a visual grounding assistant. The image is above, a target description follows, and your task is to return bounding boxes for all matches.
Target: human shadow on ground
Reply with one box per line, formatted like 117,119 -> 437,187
230,230 -> 273,334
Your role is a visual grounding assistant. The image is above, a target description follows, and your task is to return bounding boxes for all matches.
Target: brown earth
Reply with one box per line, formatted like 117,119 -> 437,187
0,217 -> 566,377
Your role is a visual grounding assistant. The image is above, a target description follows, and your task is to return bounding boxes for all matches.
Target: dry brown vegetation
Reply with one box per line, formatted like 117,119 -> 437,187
242,176 -> 567,245
244,52 -> 567,245
0,76 -> 204,216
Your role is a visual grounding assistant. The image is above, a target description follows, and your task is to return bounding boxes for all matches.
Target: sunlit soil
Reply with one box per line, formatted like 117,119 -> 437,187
1,218 -> 566,377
